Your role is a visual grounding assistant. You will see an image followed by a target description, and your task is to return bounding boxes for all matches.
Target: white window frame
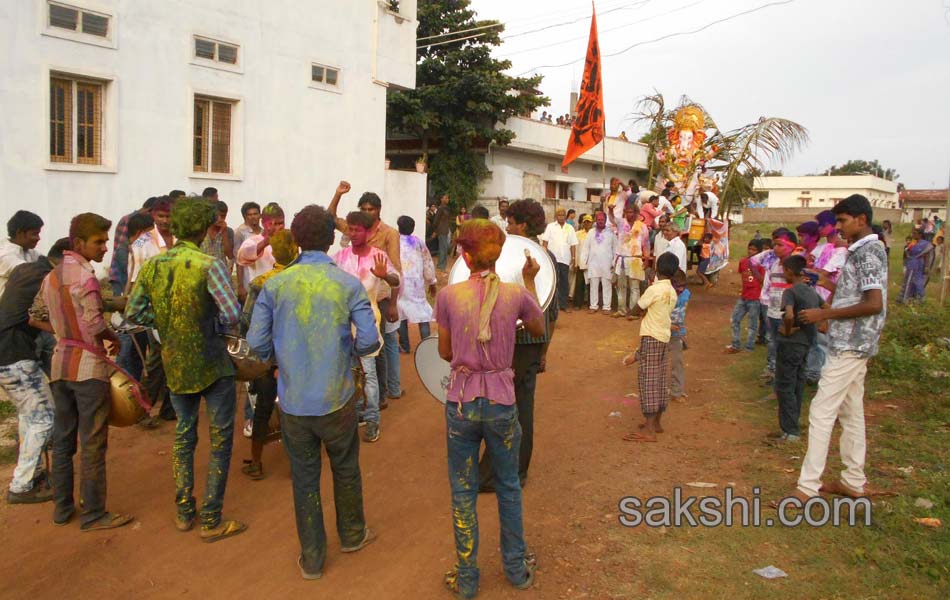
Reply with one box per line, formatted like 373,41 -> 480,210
191,35 -> 243,74
42,0 -> 117,50
45,68 -> 117,173
189,91 -> 243,182
309,62 -> 343,94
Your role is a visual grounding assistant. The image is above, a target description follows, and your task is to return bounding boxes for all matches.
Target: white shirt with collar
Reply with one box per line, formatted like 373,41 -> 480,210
663,236 -> 688,273
540,222 -> 579,266
0,238 -> 40,298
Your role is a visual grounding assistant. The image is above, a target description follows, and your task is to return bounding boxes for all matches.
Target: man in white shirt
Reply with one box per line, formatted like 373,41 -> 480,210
541,207 -> 578,312
661,223 -> 688,273
237,203 -> 285,288
579,211 -> 616,314
701,191 -> 719,220
490,199 -> 509,233
0,211 -> 43,297
234,202 -> 262,302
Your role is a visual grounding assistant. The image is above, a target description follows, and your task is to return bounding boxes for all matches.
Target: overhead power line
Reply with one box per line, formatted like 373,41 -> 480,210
517,0 -> 797,76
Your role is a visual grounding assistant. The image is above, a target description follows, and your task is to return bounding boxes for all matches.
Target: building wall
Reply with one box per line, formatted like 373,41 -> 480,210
0,0 -> 418,272
743,207 -> 902,225
754,175 -> 899,210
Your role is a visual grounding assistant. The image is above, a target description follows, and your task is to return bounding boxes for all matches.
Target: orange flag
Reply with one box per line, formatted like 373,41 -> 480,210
562,4 -> 604,168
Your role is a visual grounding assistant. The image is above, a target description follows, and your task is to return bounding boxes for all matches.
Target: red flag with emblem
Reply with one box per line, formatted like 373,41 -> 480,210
562,4 -> 604,168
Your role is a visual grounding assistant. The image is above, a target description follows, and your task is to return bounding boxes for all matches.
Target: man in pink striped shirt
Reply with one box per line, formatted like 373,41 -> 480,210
29,213 -> 133,531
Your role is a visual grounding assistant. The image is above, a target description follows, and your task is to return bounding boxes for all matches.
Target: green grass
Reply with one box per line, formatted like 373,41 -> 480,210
608,227 -> 950,598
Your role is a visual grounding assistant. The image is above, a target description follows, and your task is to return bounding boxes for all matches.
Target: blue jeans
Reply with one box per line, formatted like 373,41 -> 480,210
0,360 -> 54,493
446,399 -> 531,597
437,233 -> 451,271
382,330 -> 400,397
359,355 -> 380,424
397,320 -> 431,353
766,316 -> 781,373
281,400 -> 366,575
730,299 -> 760,351
169,376 -> 236,529
804,331 -> 827,383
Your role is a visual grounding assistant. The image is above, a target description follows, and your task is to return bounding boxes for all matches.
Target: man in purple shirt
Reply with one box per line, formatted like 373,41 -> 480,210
436,219 -> 544,599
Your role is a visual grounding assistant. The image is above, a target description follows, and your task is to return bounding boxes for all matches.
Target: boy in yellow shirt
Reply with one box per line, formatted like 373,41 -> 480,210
622,253 -> 680,441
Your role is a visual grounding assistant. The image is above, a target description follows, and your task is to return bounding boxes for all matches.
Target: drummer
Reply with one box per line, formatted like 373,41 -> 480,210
29,213 -> 134,531
436,218 -> 543,598
126,198 -> 245,542
479,199 -> 557,492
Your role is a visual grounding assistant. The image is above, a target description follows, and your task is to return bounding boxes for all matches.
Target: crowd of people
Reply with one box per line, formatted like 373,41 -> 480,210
0,169 -> 910,595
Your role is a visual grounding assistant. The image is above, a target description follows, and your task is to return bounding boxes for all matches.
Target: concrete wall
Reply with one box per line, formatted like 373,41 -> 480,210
381,168 -> 427,239
754,175 -> 899,210
501,117 -> 648,169
743,207 -> 902,224
0,0 -> 417,273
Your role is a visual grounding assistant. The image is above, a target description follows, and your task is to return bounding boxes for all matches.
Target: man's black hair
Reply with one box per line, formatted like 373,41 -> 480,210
127,212 -> 155,239
7,211 -> 43,238
48,237 -> 71,261
241,202 -> 261,218
202,187 -> 218,198
397,215 -> 416,235
470,206 -> 490,219
832,194 -> 873,225
783,254 -> 807,275
771,227 -> 798,245
358,192 -> 382,209
656,252 -> 679,277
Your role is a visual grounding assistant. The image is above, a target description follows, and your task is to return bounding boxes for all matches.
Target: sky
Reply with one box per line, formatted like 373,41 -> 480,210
467,0 -> 950,188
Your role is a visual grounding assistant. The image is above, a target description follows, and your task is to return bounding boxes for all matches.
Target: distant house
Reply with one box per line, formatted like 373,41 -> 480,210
900,189 -> 948,224
753,175 -> 899,210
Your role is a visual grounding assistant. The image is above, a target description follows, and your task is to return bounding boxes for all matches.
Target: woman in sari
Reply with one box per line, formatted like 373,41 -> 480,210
900,228 -> 933,303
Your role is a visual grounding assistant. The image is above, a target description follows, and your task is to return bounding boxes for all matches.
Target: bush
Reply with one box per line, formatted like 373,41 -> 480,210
870,301 -> 950,397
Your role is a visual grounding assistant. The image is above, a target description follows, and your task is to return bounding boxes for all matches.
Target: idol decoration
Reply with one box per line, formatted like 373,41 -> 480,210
655,105 -> 719,198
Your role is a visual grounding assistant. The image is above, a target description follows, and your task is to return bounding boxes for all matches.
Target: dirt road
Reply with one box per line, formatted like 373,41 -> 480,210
0,275 -> 758,600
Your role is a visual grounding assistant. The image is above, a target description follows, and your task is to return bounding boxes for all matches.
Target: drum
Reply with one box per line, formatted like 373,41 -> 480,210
414,336 -> 451,404
447,235 -> 557,311
108,370 -> 149,427
224,335 -> 273,381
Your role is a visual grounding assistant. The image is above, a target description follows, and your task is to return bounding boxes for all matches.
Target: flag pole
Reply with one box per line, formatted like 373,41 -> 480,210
601,138 -> 607,210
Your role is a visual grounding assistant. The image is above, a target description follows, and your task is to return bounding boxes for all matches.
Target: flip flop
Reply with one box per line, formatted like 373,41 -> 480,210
200,519 -> 248,543
341,527 -> 377,553
80,512 -> 134,532
622,432 -> 657,442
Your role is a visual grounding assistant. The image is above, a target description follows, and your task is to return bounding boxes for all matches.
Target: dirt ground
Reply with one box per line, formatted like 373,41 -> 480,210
0,268 -> 759,600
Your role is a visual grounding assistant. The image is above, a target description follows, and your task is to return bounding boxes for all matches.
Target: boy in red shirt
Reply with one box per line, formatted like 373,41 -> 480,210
725,239 -> 764,353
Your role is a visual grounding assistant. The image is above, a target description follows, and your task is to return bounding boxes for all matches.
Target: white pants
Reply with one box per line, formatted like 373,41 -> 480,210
588,276 -> 613,311
797,352 -> 868,497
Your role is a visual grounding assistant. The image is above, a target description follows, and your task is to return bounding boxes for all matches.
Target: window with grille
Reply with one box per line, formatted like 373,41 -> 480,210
193,97 -> 234,174
194,36 -> 240,66
48,2 -> 110,39
49,75 -> 103,165
311,63 -> 341,88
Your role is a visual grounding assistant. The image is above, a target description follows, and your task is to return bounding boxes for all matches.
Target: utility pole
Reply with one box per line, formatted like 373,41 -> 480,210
941,166 -> 950,305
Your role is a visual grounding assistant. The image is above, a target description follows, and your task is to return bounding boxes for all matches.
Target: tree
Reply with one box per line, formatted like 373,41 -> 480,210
823,159 -> 899,181
386,0 -> 548,207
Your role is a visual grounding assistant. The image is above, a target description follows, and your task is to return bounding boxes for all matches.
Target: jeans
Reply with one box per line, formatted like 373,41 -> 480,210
555,262 -> 570,310
479,343 -> 540,487
397,320 -> 431,353
729,299 -> 760,351
446,399 -> 531,596
50,379 -> 110,526
775,342 -> 809,436
0,360 -> 54,493
143,333 -> 175,419
616,275 -> 642,315
669,337 -> 686,398
437,233 -> 451,271
359,355 -> 380,424
374,299 -> 401,399
804,331 -> 827,383
765,316 -> 781,373
588,276 -> 613,311
281,400 -> 366,575
169,376 -> 236,529
250,368 -> 278,443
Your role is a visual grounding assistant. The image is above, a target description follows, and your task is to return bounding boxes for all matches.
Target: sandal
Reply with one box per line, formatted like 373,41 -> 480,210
241,460 -> 265,480
443,567 -> 477,599
512,552 -> 538,590
341,527 -> 378,553
80,511 -> 134,532
200,519 -> 248,543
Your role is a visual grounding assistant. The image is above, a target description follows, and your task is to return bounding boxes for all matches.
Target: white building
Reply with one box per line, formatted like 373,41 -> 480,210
481,116 -> 648,205
754,175 -> 899,210
0,0 -> 424,268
